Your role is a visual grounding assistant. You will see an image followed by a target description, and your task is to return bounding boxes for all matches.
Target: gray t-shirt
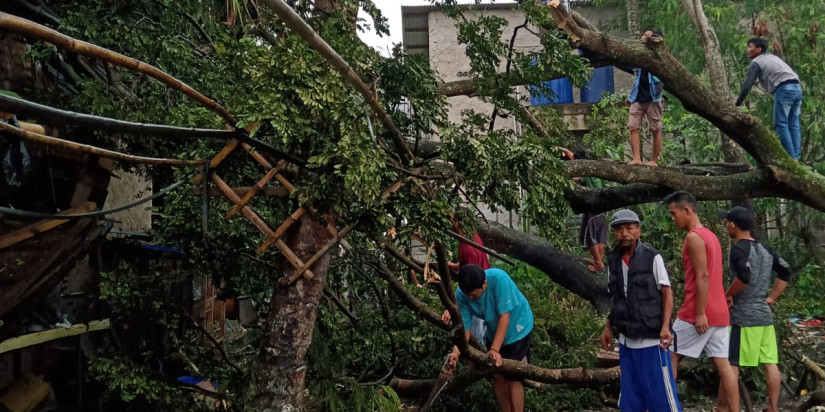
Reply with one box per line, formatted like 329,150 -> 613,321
729,240 -> 791,327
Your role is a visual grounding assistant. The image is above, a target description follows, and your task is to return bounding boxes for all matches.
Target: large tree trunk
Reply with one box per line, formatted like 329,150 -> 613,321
252,213 -> 333,411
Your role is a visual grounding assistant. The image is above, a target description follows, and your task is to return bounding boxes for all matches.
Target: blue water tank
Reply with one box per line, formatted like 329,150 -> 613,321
580,66 -> 615,103
530,77 -> 574,106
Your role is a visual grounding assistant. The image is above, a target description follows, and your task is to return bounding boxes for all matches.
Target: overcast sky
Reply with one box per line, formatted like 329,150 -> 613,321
357,1 -> 498,56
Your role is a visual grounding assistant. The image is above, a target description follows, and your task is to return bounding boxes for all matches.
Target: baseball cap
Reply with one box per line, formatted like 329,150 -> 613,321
718,206 -> 755,231
610,209 -> 640,227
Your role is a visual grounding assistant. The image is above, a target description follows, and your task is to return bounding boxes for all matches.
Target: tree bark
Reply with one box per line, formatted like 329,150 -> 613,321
252,213 -> 334,411
627,0 -> 640,37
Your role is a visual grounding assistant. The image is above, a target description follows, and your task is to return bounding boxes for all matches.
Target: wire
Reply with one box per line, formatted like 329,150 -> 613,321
0,177 -> 188,220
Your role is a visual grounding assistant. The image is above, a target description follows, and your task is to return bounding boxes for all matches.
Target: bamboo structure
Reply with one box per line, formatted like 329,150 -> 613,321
0,12 -> 236,124
0,121 -> 205,166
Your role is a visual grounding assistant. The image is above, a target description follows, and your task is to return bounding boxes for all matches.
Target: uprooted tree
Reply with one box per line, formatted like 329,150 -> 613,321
1,0 -> 824,410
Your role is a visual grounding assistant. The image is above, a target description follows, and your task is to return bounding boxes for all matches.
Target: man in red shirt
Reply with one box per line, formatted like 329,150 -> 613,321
664,191 -> 739,412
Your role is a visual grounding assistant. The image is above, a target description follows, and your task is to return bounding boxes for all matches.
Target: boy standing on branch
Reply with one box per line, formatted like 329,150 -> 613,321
719,206 -> 792,412
627,29 -> 665,167
664,191 -> 739,412
600,209 -> 682,412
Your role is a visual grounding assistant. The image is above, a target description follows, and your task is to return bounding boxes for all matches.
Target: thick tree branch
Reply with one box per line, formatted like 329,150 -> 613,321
258,0 -> 415,164
0,12 -> 235,124
476,220 -> 610,314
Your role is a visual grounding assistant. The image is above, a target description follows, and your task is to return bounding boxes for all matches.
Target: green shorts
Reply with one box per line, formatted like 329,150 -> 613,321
729,325 -> 778,367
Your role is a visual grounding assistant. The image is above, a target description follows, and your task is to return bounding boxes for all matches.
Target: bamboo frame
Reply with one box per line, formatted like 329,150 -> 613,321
0,121 -> 205,166
225,160 -> 287,219
0,12 -> 236,124
285,223 -> 355,283
210,172 -> 315,277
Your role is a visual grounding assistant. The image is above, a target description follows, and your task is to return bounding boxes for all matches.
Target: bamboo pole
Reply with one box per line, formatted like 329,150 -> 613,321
241,143 -> 297,192
0,121 -> 205,166
286,223 -> 355,283
0,12 -> 236,124
0,93 -> 236,139
226,161 -> 287,219
257,0 -> 416,164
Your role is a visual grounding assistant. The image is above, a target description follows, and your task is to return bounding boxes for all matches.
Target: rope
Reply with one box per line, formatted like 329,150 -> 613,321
0,177 -> 188,220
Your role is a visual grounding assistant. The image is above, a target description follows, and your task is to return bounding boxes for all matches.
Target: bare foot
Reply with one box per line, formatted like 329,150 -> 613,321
628,158 -> 643,166
645,160 -> 659,167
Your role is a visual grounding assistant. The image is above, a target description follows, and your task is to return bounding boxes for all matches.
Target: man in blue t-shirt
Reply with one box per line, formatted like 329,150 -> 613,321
448,265 -> 533,412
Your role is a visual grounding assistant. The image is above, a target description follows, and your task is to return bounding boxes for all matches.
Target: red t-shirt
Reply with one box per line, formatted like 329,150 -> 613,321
677,227 -> 730,326
458,234 -> 490,269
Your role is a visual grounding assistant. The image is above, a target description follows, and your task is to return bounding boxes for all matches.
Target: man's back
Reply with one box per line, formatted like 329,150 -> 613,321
729,240 -> 790,327
750,54 -> 799,94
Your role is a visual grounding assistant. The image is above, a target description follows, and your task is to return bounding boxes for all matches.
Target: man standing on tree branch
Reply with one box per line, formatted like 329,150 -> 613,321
719,206 -> 791,412
600,209 -> 682,412
665,191 -> 739,412
627,29 -> 665,167
736,37 -> 803,160
448,264 -> 533,412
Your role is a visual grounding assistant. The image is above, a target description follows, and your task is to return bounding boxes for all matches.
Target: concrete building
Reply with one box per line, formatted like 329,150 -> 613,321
401,2 -> 631,229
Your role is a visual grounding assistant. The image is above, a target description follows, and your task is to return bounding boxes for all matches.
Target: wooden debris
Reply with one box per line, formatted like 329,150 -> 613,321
0,375 -> 51,412
0,202 -> 96,250
0,319 -> 110,354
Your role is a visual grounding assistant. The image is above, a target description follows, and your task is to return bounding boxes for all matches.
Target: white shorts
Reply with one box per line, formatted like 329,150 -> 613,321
670,318 -> 729,359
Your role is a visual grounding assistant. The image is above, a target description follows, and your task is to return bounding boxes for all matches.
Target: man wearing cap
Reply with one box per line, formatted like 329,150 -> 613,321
719,206 -> 791,412
600,209 -> 682,412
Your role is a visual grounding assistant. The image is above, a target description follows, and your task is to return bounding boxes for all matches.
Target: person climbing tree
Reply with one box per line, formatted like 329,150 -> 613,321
448,264 -> 533,412
664,191 -> 739,412
600,209 -> 681,412
627,29 -> 665,167
735,37 -> 803,160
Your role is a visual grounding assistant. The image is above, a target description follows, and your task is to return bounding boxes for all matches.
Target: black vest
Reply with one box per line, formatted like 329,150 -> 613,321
607,240 -> 664,339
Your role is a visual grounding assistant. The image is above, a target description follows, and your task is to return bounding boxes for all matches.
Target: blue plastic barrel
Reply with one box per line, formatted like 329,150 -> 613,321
530,77 -> 574,106
580,66 -> 615,103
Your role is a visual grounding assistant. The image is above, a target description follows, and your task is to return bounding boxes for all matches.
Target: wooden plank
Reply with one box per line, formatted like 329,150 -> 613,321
286,223 -> 355,283
225,160 -> 286,219
0,375 -> 50,412
0,202 -> 96,250
193,139 -> 239,184
0,319 -> 110,354
255,207 -> 306,254
209,173 -> 274,237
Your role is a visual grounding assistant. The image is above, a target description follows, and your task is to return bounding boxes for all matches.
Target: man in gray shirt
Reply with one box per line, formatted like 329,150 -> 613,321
719,206 -> 791,412
735,38 -> 802,160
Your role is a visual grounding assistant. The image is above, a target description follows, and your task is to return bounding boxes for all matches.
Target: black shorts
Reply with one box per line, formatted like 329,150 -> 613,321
487,332 -> 532,369
580,213 -> 607,247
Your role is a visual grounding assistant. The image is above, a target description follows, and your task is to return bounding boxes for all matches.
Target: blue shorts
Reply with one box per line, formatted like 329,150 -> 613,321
619,344 -> 682,412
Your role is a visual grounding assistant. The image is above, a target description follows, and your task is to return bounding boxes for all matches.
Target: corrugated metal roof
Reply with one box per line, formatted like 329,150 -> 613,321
401,2 -> 519,13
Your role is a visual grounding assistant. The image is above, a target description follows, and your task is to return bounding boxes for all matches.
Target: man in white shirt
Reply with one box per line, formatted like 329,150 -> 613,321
600,209 -> 682,412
